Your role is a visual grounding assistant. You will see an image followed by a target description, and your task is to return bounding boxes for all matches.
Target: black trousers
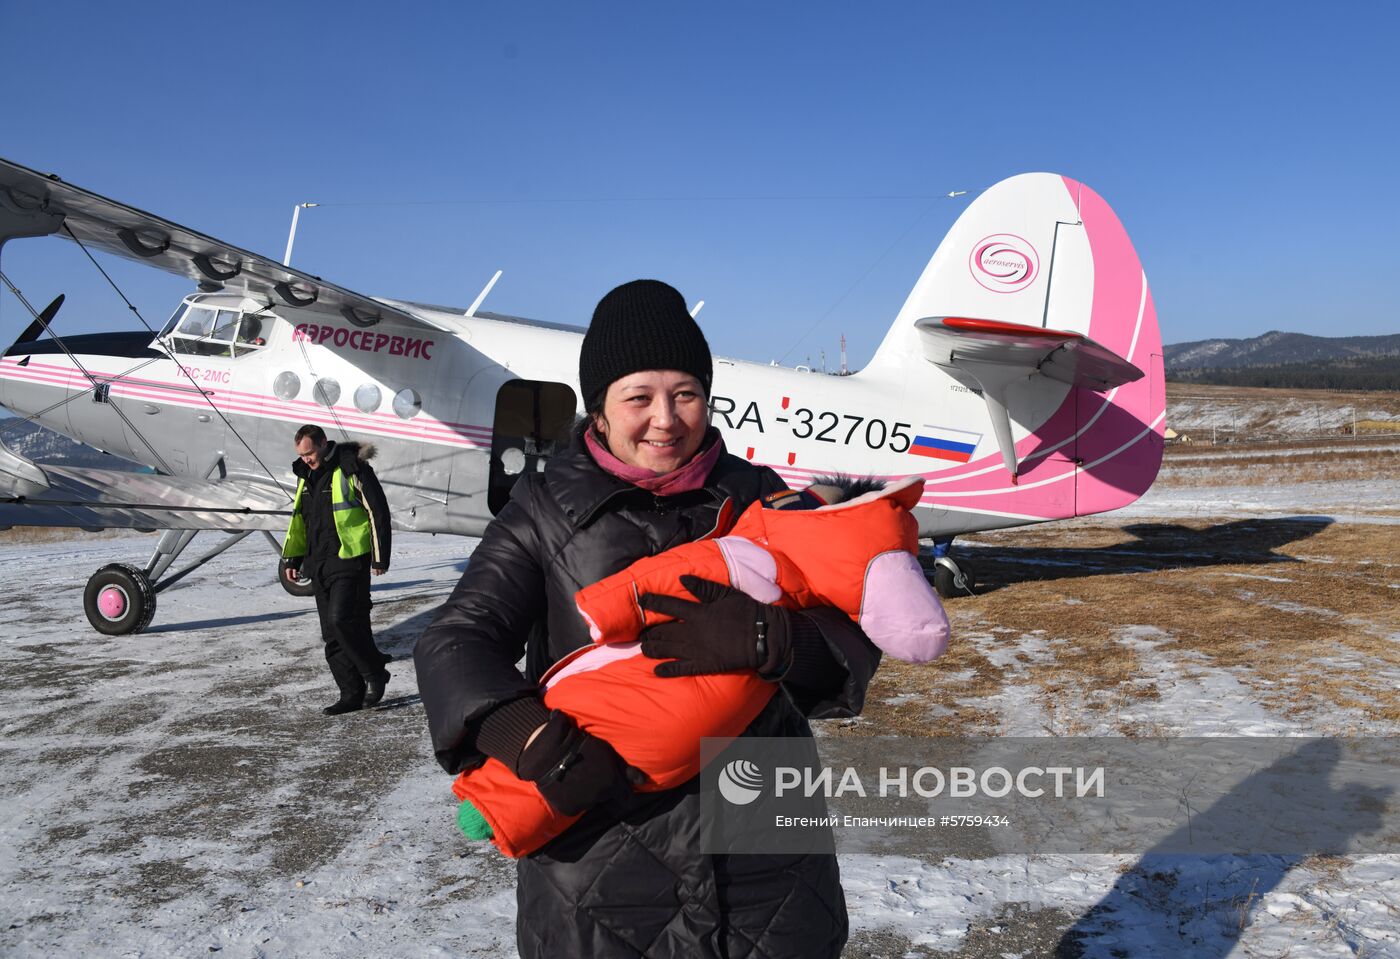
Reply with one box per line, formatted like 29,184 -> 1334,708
313,568 -> 388,697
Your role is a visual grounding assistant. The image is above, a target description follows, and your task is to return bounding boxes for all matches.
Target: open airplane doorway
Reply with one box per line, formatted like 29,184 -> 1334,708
488,379 -> 576,514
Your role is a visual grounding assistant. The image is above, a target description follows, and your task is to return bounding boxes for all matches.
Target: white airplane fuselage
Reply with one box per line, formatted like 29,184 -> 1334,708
0,166 -> 1166,547
0,294 -> 1053,538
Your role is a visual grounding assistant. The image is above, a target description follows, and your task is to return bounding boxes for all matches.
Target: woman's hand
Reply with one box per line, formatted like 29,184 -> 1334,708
516,711 -> 644,816
639,576 -> 794,680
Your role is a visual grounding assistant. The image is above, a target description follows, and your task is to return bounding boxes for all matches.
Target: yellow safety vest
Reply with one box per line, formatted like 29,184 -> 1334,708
283,466 -> 373,561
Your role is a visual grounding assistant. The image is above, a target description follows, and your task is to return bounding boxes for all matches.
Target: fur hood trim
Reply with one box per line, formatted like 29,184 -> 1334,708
292,440 -> 376,479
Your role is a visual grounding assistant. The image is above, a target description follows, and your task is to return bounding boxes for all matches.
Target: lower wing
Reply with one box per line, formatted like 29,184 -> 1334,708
1,441 -> 290,531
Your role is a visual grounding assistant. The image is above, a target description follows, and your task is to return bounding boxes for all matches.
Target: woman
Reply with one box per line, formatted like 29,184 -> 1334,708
414,279 -> 881,958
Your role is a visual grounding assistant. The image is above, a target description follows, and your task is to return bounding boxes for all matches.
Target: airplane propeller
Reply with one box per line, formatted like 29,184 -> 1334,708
13,292 -> 64,347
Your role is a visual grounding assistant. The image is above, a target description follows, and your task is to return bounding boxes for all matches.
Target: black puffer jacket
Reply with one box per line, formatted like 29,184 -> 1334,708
415,441 -> 880,958
286,441 -> 392,582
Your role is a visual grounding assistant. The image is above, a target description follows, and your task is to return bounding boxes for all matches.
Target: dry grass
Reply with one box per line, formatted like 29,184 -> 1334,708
1167,382 -> 1400,416
1156,447 -> 1400,487
849,642 -> 1009,738
1165,383 -> 1400,444
840,517 -> 1400,738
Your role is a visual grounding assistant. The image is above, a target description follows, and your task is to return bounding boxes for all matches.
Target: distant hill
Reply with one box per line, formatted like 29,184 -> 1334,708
1165,331 -> 1400,369
1165,331 -> 1400,390
0,416 -> 144,471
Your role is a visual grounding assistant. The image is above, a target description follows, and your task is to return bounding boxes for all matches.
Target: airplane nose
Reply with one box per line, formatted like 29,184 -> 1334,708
0,354 -> 48,422
1,292 -> 73,415
0,354 -> 27,415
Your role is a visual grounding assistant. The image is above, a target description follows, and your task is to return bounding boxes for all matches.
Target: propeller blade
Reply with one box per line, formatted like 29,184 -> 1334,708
15,293 -> 64,345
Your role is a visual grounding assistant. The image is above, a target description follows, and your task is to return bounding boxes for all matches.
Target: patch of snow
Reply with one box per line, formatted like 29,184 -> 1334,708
1,530 -> 1395,957
1118,478 -> 1400,524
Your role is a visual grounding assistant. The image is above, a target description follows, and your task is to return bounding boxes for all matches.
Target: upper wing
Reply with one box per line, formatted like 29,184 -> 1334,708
0,439 -> 291,532
0,157 -> 455,337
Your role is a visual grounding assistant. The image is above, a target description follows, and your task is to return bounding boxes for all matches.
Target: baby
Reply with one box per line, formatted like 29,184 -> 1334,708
453,476 -> 950,857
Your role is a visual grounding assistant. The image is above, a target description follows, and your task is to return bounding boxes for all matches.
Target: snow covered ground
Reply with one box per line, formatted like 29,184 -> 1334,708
2,472 -> 1397,957
1164,385 -> 1400,440
1120,477 -> 1400,526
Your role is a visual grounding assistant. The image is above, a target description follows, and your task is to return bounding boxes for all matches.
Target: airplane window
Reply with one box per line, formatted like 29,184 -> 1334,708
313,377 -> 341,407
501,447 -> 525,476
233,315 -> 267,356
179,307 -> 217,338
169,307 -> 224,356
212,310 -> 241,342
354,383 -> 382,413
393,388 -> 422,419
160,303 -> 188,338
273,371 -> 301,400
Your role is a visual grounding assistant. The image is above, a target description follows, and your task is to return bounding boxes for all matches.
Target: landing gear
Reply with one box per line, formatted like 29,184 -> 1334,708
279,557 -> 315,597
925,539 -> 978,598
84,563 -> 157,635
931,557 -> 977,598
80,528 -> 298,635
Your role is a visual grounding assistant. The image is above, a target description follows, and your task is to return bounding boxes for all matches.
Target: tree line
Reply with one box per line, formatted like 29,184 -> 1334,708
1166,356 -> 1400,391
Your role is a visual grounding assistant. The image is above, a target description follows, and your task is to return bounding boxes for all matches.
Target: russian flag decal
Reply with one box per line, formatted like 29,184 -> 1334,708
909,425 -> 981,463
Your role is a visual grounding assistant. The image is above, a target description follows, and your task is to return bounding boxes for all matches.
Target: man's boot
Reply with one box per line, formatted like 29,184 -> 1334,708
363,672 -> 390,708
323,694 -> 363,716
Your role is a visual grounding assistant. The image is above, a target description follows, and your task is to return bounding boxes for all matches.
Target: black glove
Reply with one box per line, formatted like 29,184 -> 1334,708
639,576 -> 794,680
515,710 -> 644,816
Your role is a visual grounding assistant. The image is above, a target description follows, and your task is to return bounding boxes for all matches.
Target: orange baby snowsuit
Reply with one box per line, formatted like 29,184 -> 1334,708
452,477 -> 948,857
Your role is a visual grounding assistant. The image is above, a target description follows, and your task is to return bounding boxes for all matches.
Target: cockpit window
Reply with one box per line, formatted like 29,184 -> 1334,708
212,310 -> 241,341
235,315 -> 267,350
159,302 -> 188,338
165,303 -> 267,357
182,307 -> 217,338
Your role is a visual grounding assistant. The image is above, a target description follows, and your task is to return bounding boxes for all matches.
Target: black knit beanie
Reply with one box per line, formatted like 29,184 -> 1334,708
578,279 -> 713,408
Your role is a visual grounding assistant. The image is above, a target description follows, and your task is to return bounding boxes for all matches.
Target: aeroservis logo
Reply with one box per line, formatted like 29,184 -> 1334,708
969,233 -> 1039,293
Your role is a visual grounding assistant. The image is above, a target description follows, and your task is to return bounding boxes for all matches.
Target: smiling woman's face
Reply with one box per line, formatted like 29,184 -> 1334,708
594,369 -> 709,474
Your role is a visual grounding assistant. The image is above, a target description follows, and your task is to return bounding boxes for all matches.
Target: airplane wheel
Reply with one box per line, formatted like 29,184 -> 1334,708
279,558 -> 316,597
84,564 -> 157,635
933,561 -> 977,598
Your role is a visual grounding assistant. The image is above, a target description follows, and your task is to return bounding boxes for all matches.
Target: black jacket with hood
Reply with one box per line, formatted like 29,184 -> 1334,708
287,441 -> 392,582
414,440 -> 881,958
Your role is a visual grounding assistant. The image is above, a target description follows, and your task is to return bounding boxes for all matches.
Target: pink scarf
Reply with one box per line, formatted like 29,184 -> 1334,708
585,427 -> 724,495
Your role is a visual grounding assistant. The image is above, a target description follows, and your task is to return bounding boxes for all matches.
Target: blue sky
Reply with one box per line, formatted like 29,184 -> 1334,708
1,1 -> 1395,368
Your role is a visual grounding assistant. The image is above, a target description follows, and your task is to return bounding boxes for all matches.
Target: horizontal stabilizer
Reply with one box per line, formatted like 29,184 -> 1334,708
914,316 -> 1144,482
914,316 -> 1143,391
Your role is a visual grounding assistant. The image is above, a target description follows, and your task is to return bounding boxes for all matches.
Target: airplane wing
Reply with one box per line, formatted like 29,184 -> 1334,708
0,157 -> 455,336
0,437 -> 291,532
915,316 -> 1144,481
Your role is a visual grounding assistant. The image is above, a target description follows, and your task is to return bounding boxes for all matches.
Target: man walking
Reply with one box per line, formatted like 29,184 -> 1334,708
283,424 -> 393,714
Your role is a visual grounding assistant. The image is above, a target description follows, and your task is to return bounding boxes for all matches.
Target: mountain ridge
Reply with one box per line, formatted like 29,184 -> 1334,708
1165,331 -> 1400,370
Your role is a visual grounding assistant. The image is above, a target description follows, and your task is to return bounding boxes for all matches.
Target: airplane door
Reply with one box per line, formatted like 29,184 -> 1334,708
487,379 -> 576,515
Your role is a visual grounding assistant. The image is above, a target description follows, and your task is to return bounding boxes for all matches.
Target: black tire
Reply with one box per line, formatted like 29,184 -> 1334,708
279,558 -> 316,597
84,563 -> 157,635
933,562 -> 977,598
